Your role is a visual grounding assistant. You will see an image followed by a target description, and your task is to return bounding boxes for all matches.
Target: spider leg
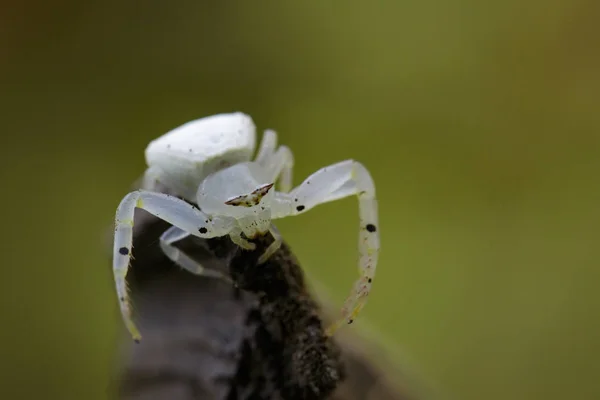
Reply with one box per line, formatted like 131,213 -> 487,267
257,224 -> 283,264
113,190 -> 235,341
254,129 -> 294,193
254,129 -> 278,165
271,160 -> 379,336
229,226 -> 257,250
228,223 -> 281,265
265,145 -> 294,193
159,226 -> 232,281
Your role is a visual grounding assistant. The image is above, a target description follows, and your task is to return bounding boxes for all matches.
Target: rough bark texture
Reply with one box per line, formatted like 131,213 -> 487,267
113,210 -> 417,400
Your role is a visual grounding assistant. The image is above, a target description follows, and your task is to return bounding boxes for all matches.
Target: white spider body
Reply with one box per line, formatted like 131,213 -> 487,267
198,162 -> 274,238
144,112 -> 257,201
113,112 -> 380,342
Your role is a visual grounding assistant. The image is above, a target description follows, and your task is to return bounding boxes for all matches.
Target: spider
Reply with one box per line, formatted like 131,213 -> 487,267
112,112 -> 380,342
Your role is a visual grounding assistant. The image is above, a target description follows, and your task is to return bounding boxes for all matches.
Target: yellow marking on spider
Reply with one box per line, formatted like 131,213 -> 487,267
115,268 -> 128,278
325,320 -> 343,337
350,303 -> 364,319
125,316 -> 142,343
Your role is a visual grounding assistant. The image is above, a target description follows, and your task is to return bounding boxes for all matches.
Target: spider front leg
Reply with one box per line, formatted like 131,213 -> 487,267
113,190 -> 235,341
159,226 -> 232,282
271,160 -> 380,336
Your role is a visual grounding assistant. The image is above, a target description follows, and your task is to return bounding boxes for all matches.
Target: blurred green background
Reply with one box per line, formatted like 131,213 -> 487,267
1,1 -> 599,399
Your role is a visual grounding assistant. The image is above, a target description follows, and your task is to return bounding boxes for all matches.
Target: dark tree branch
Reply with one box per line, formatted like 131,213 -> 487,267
112,197 -> 417,400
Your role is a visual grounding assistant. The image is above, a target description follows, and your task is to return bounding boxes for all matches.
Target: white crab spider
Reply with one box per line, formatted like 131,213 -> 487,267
113,112 -> 380,342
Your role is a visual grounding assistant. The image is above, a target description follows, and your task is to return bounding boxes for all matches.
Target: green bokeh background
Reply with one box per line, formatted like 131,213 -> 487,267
1,1 -> 599,399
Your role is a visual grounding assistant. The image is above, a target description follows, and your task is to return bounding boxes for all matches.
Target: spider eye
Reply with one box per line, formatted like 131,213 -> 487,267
224,183 -> 274,207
